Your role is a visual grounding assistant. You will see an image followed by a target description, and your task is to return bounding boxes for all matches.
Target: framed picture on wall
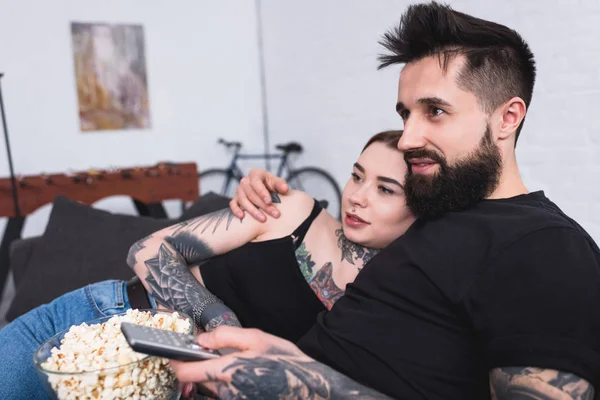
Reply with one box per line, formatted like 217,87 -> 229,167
71,22 -> 151,132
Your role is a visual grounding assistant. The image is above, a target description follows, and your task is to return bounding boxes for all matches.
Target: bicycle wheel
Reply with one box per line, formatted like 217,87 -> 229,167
198,169 -> 241,198
287,167 -> 342,220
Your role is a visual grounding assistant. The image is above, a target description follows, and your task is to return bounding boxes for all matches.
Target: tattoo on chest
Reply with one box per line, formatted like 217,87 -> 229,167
295,243 -> 316,281
308,262 -> 344,310
335,229 -> 378,267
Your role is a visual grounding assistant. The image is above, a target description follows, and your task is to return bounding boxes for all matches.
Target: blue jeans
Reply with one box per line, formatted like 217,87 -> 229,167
0,280 -> 153,400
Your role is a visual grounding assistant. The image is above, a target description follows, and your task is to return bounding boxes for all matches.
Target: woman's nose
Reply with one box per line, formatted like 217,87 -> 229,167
348,188 -> 368,208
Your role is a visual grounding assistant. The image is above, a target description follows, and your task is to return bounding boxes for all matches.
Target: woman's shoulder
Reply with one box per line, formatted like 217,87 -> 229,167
256,190 -> 323,241
274,189 -> 315,210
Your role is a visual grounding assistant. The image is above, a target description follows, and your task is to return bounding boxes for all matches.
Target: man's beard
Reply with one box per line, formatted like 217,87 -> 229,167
403,126 -> 502,220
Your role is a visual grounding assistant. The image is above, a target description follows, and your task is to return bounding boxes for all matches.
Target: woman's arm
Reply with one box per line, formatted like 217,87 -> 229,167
126,193 -> 281,330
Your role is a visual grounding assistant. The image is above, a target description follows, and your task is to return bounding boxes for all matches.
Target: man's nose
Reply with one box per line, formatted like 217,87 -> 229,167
397,121 -> 427,151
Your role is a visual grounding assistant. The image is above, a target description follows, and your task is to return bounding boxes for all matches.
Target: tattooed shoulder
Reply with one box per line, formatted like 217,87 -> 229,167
490,367 -> 595,400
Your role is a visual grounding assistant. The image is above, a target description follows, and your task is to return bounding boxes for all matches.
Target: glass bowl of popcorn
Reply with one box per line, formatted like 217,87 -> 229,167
33,309 -> 193,400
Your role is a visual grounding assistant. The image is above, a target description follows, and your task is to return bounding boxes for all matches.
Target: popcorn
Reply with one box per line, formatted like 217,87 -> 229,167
40,309 -> 191,400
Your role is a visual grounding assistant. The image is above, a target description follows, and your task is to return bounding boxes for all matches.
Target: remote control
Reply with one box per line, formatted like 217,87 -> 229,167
121,322 -> 221,361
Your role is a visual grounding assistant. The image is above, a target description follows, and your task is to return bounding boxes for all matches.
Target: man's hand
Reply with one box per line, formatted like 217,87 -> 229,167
230,168 -> 289,222
170,326 -> 391,399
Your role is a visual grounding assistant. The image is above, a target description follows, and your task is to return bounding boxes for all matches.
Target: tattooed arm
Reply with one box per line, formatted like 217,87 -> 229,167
170,326 -> 392,399
490,367 -> 595,399
126,193 -> 281,330
141,242 -> 242,331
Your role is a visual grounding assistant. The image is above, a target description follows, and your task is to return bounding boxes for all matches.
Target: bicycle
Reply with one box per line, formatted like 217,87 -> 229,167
195,138 -> 343,220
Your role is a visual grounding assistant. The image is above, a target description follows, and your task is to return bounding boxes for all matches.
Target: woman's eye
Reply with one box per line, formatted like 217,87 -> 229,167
351,173 -> 361,182
429,107 -> 444,117
379,186 -> 394,195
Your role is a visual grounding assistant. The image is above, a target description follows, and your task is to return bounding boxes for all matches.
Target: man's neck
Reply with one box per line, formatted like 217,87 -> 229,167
487,156 -> 529,200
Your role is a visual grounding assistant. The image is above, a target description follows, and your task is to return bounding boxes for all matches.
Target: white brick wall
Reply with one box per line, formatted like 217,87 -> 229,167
259,0 -> 600,241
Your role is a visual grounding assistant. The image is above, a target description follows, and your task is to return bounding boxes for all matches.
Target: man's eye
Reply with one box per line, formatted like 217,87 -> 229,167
429,107 -> 444,117
399,109 -> 410,121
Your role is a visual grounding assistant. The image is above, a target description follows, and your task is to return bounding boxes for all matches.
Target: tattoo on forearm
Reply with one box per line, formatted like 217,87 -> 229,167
171,207 -> 240,236
335,229 -> 378,268
490,367 -> 595,400
270,191 -> 281,204
201,302 -> 242,331
204,312 -> 242,332
208,350 -> 391,399
126,238 -> 148,268
308,262 -> 344,309
143,243 -> 239,331
165,233 -> 214,265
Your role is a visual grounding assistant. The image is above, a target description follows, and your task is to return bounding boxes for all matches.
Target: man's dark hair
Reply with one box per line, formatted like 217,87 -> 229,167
378,1 -> 536,144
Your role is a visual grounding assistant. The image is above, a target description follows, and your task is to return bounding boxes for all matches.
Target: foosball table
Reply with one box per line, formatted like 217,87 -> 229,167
0,162 -> 199,300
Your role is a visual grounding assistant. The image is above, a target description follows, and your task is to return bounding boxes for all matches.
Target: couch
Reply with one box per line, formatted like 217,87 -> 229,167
5,193 -> 231,321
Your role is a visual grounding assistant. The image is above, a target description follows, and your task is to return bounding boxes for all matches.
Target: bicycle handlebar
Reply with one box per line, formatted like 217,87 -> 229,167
217,138 -> 305,159
217,138 -> 242,149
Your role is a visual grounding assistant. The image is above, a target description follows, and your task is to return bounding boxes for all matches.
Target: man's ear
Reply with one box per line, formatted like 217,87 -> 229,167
496,97 -> 527,141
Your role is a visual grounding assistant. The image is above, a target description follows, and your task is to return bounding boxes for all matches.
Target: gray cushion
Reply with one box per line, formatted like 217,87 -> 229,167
6,193 -> 231,321
9,236 -> 43,288
180,191 -> 231,220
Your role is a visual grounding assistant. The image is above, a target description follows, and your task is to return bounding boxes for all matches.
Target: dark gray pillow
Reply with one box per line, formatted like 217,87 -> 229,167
6,197 -> 173,320
180,192 -> 231,220
6,193 -> 232,321
9,236 -> 43,288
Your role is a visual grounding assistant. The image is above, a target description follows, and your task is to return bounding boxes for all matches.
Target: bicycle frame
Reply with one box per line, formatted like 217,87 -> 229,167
220,148 -> 294,194
230,150 -> 293,176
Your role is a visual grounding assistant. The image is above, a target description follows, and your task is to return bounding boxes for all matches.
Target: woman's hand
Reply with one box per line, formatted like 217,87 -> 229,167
229,168 -> 289,222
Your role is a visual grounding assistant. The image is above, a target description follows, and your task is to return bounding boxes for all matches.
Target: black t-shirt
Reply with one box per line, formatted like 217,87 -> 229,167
297,191 -> 600,399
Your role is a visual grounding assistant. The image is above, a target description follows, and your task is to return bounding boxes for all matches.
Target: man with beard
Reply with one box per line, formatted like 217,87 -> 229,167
169,2 -> 600,399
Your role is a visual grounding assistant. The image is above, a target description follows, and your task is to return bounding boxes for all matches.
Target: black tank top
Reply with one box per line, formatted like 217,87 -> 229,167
200,199 -> 326,342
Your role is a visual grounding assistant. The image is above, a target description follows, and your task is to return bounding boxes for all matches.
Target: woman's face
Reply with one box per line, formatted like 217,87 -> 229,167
341,142 -> 416,249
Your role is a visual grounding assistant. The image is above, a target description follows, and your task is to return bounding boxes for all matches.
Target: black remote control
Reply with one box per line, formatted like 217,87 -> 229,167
120,322 -> 222,362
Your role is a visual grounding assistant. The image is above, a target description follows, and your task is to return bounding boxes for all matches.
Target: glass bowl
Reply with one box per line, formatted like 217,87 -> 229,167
33,309 -> 192,400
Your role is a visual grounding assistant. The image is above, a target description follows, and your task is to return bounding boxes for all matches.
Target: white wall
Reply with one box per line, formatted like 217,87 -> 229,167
259,0 -> 600,241
1,0 -> 599,244
0,0 -> 265,238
